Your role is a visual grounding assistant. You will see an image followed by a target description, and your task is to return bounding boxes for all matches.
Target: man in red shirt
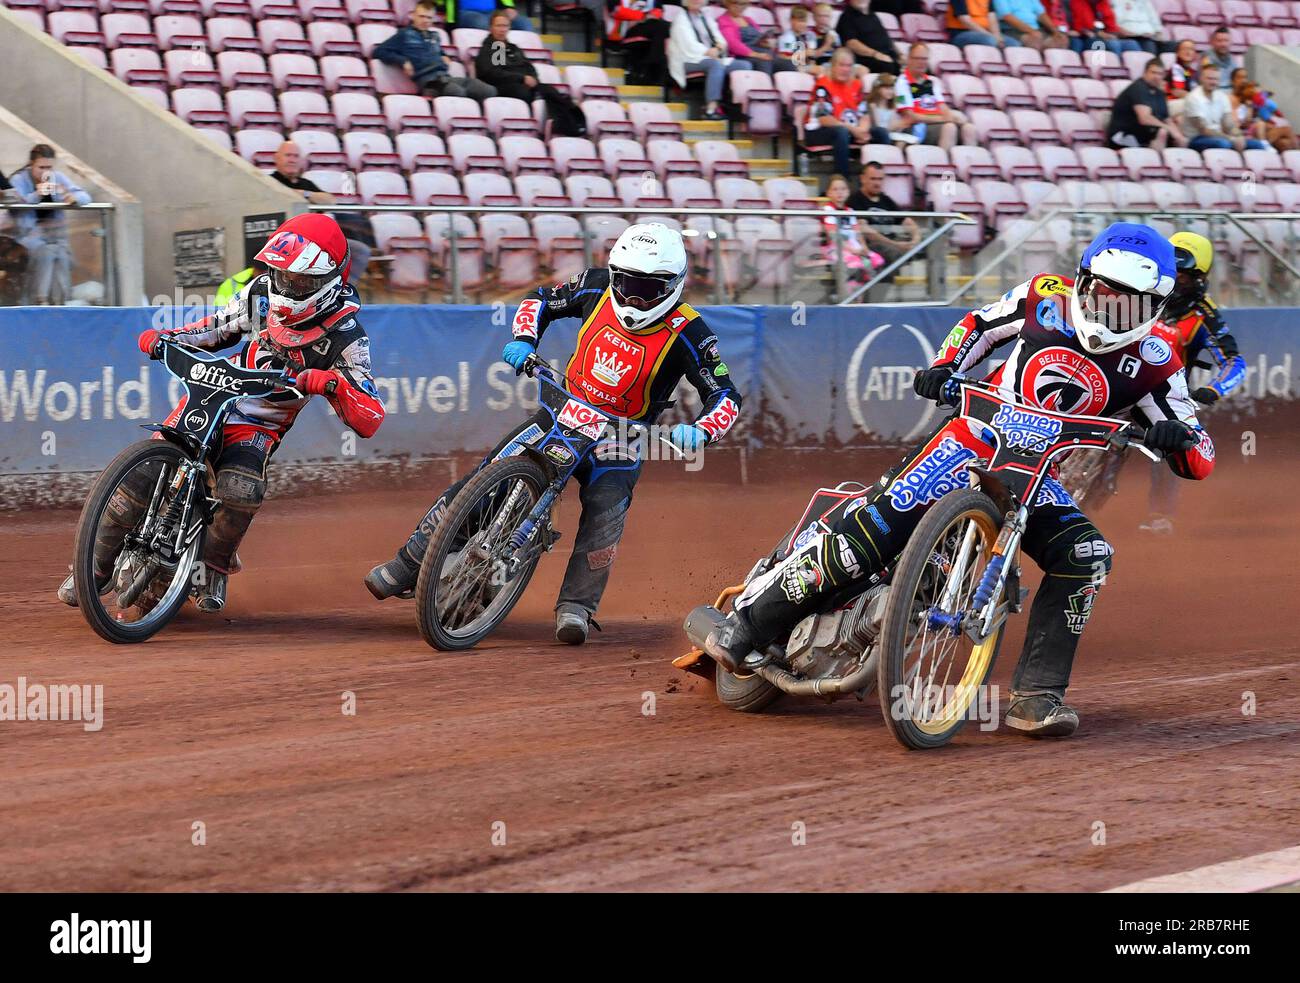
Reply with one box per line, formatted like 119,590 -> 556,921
803,47 -> 888,174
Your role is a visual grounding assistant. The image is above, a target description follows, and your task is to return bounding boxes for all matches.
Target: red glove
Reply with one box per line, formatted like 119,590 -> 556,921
138,329 -> 165,358
294,368 -> 338,396
649,8 -> 662,16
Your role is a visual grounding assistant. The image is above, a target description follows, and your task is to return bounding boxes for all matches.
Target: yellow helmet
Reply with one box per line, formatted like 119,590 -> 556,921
1170,231 -> 1213,275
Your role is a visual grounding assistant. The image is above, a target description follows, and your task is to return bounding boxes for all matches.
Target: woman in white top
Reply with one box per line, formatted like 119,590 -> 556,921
668,0 -> 754,119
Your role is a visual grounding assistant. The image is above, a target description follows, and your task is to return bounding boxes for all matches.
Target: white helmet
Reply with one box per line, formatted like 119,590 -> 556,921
1069,222 -> 1176,354
607,223 -> 688,332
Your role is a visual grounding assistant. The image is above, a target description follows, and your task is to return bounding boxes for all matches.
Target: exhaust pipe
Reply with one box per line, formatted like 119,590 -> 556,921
684,605 -> 878,698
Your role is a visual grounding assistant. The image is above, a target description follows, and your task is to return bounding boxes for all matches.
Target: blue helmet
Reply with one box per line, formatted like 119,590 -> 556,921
1071,222 -> 1176,354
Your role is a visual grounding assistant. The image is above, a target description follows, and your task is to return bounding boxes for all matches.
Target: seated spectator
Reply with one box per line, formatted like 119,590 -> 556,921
1181,65 -> 1268,152
804,48 -> 888,175
8,143 -> 91,305
1166,38 -> 1199,117
846,160 -> 922,271
269,141 -> 374,278
375,1 -> 496,101
1041,0 -> 1082,49
476,11 -> 587,130
821,173 -> 884,284
718,0 -> 798,76
809,4 -> 843,70
1069,0 -> 1141,55
1202,27 -> 1236,87
1109,0 -> 1166,55
668,0 -> 752,121
1107,58 -> 1186,149
894,43 -> 975,150
1231,68 -> 1297,152
868,74 -> 917,145
443,0 -> 533,33
946,0 -> 1021,49
778,6 -> 826,75
994,0 -> 1069,51
608,0 -> 672,87
838,0 -> 902,73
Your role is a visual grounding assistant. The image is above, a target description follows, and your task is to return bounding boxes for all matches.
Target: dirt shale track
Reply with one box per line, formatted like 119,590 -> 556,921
2,424 -> 1298,892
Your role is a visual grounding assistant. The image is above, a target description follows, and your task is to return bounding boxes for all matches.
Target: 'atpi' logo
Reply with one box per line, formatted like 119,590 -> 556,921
183,409 -> 209,431
1021,347 -> 1108,415
991,404 -> 1063,454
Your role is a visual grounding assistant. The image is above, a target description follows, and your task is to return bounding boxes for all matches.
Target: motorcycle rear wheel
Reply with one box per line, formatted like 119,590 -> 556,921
416,455 -> 550,651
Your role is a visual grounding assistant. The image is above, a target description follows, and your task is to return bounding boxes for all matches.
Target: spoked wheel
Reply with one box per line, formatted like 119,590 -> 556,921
877,489 -> 1006,749
73,439 -> 205,644
415,455 -> 550,651
1057,449 -> 1123,511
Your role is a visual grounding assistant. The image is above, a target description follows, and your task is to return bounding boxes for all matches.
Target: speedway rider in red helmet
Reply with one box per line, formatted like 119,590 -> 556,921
58,213 -> 386,612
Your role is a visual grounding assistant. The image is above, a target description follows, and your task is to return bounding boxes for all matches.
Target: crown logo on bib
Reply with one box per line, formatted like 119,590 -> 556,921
591,348 -> 633,387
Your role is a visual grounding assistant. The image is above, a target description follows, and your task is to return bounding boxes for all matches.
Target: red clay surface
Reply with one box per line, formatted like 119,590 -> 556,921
2,422 -> 1298,892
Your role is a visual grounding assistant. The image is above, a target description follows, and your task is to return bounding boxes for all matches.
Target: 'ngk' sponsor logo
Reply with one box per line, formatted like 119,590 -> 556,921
512,299 -> 542,339
557,398 -> 608,438
188,362 -> 244,393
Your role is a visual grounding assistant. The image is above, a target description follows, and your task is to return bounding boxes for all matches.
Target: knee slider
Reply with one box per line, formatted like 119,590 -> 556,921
216,466 -> 265,512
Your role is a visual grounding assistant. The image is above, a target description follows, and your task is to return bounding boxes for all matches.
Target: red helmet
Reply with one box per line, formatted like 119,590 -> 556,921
254,213 -> 351,346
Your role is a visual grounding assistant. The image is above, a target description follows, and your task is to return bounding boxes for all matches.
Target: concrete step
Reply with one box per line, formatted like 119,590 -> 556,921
538,33 -> 565,48
617,84 -> 665,103
746,157 -> 794,178
553,50 -> 600,65
681,119 -> 727,136
684,136 -> 754,157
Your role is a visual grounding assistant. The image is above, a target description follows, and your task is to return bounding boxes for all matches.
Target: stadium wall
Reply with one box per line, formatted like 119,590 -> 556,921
0,7 -> 305,300
1247,46 -> 1300,130
1,303 -> 1294,497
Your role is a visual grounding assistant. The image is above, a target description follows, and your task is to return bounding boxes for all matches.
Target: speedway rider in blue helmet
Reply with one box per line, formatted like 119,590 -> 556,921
704,223 -> 1216,737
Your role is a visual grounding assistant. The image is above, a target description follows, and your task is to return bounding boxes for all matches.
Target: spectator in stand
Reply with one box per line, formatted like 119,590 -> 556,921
804,48 -> 889,175
946,0 -> 1020,48
994,0 -> 1069,51
669,0 -> 752,121
838,0 -> 902,73
868,74 -> 917,145
1181,65 -> 1268,152
269,141 -> 374,279
8,143 -> 91,305
375,1 -> 496,101
1231,68 -> 1297,152
608,0 -> 672,86
1202,28 -> 1236,88
475,12 -> 587,126
1040,0 -> 1081,49
846,160 -> 921,271
442,0 -> 533,32
1069,0 -> 1141,55
779,6 -> 833,75
1109,0 -> 1166,54
718,0 -> 798,76
1166,38 -> 1199,117
821,173 -> 884,285
1107,58 -> 1186,149
810,4 -> 843,69
894,43 -> 975,150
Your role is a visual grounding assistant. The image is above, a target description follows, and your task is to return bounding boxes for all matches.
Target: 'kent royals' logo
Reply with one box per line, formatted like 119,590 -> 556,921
887,437 -> 977,512
991,404 -> 1063,454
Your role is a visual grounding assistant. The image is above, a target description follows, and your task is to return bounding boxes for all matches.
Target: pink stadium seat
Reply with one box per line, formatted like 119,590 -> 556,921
970,180 -> 1028,230
775,71 -> 814,112
395,131 -> 450,172
320,54 -> 374,91
483,97 -> 539,137
514,174 -> 566,206
1044,48 -> 1089,78
564,174 -> 616,206
925,179 -> 985,249
409,171 -> 463,205
927,42 -> 965,73
446,133 -> 504,173
1035,145 -> 1086,180
235,128 -> 284,163
370,57 -> 418,94
226,88 -> 280,127
950,145 -> 1001,181
991,145 -> 1044,181
1009,108 -> 1059,143
131,84 -> 169,110
598,137 -> 652,177
450,27 -> 487,61
1161,147 -> 1213,182
1148,180 -> 1193,210
1111,181 -> 1155,210
498,135 -> 553,175
291,129 -> 346,167
434,96 -> 489,135
1243,147 -> 1292,182
901,11 -> 946,41
270,53 -> 325,90
905,144 -> 951,184
693,140 -> 749,179
331,92 -> 385,129
478,211 -> 530,257
583,102 -> 635,140
550,137 -> 603,176
1184,0 -> 1225,25
280,90 -> 334,128
299,0 -> 350,20
346,0 -> 397,25
987,75 -> 1035,111
728,70 -> 781,134
7,9 -> 46,32
563,65 -> 618,100
647,141 -> 702,180
101,13 -> 154,48
48,11 -> 102,46
217,50 -> 272,89
1191,181 -> 1236,210
355,22 -> 395,57
462,172 -> 517,207
342,130 -> 396,170
382,93 -> 435,131
259,19 -> 311,55
715,177 -> 765,210
172,86 -> 228,126
665,176 -> 714,208
964,46 -> 1010,77
207,16 -> 258,52
627,102 -> 683,142
1121,50 -> 1149,79
357,170 -> 412,205
111,48 -> 166,86
1053,110 -> 1105,145
1201,148 -> 1249,182
1070,77 -> 1113,111
1004,46 -> 1048,77
424,213 -> 484,290
308,21 -> 360,56
968,108 -> 1019,144
71,46 -> 110,70
1032,77 -> 1077,112
763,177 -> 807,208
946,75 -> 994,110
164,48 -> 216,87
1119,147 -> 1172,181
1077,146 -> 1129,181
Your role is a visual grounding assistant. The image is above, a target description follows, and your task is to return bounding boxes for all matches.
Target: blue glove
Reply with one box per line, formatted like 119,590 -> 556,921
502,340 -> 535,374
669,424 -> 706,453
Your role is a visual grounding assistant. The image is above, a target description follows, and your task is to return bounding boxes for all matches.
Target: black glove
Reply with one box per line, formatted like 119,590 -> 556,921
1143,419 -> 1197,453
914,364 -> 955,402
1190,386 -> 1219,406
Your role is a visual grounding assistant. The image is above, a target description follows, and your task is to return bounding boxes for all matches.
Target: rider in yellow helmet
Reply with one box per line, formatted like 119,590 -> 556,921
1141,231 -> 1245,533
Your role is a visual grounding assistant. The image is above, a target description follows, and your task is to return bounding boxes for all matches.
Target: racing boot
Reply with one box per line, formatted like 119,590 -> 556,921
57,572 -> 114,608
1004,691 -> 1079,738
365,551 -> 420,600
702,610 -> 761,674
555,603 -> 591,645
196,568 -> 228,612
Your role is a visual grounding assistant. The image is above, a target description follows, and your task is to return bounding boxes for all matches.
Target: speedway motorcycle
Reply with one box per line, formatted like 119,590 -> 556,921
682,375 -> 1162,750
71,340 -> 301,643
415,354 -> 664,651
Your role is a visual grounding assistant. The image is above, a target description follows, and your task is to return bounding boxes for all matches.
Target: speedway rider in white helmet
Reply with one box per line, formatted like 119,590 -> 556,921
366,223 -> 743,645
704,222 -> 1215,738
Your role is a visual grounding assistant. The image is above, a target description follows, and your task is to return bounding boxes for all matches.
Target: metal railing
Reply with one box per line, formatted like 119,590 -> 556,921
0,201 -> 119,306
946,208 -> 1300,309
314,203 -> 976,306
